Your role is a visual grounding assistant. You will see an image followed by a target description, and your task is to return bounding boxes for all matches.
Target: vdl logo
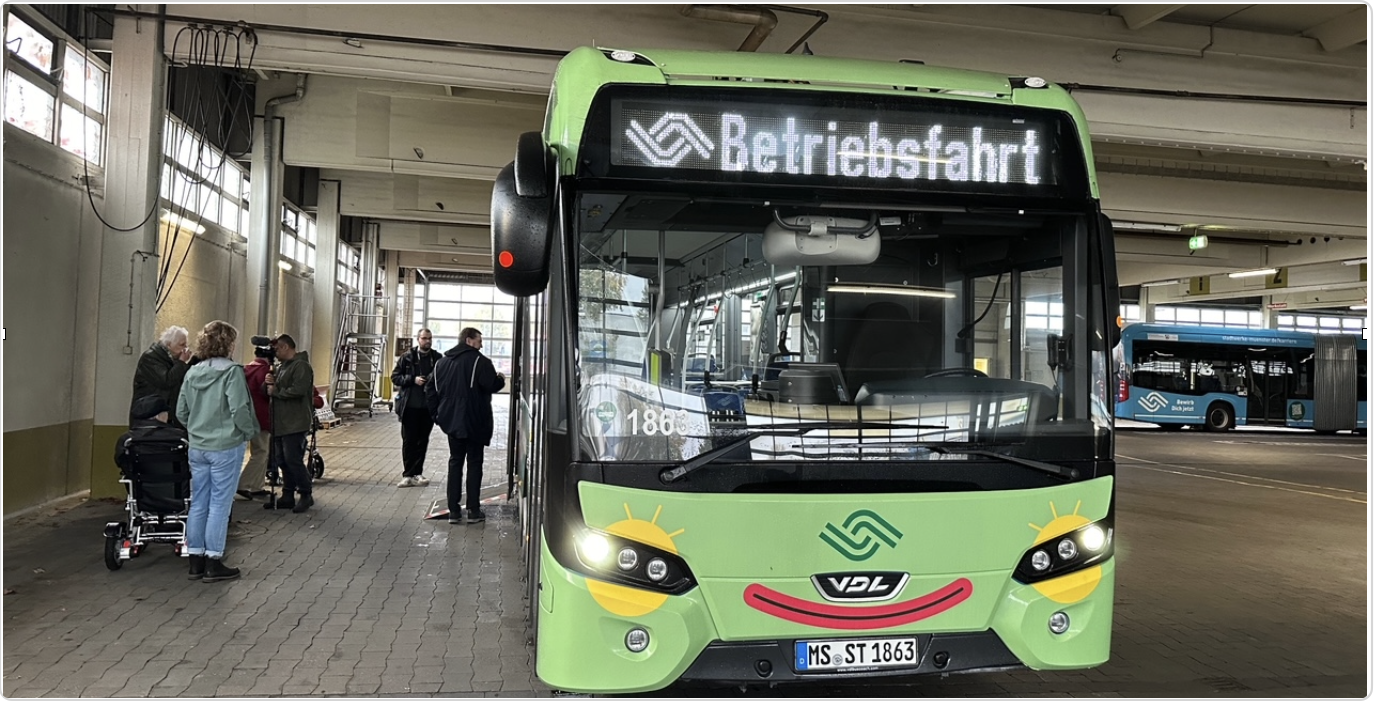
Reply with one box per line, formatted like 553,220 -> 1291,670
624,113 -> 715,167
819,510 -> 903,561
1138,391 -> 1170,413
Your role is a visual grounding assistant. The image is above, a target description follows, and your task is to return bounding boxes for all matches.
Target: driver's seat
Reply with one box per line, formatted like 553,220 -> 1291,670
844,301 -> 939,391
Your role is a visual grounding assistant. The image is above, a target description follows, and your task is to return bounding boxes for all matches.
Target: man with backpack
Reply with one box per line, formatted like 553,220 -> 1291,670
424,327 -> 504,524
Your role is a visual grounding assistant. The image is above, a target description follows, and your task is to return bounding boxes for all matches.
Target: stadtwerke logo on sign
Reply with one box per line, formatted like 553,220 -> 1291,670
819,510 -> 903,561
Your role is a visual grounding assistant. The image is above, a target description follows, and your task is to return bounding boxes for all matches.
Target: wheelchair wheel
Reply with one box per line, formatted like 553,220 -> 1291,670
104,534 -> 123,571
310,453 -> 325,479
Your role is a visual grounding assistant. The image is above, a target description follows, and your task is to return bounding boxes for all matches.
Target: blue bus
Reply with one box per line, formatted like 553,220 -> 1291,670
1116,323 -> 1366,433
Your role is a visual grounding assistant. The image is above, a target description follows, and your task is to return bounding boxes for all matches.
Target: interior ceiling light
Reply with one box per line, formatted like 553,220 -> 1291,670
1140,279 -> 1181,288
1342,259 -> 1367,266
1228,268 -> 1277,279
828,283 -> 955,299
1114,221 -> 1182,232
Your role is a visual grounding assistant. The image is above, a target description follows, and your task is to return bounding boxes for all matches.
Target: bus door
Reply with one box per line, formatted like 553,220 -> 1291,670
1245,348 -> 1293,424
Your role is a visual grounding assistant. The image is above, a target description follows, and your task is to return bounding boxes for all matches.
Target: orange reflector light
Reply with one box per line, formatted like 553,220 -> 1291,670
499,251 -> 514,268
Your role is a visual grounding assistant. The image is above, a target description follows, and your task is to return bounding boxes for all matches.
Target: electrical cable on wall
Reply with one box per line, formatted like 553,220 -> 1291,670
154,23 -> 257,312
76,8 -> 257,313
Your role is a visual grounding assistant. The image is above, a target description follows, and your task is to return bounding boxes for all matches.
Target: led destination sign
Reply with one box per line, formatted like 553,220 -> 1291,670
604,95 -> 1068,190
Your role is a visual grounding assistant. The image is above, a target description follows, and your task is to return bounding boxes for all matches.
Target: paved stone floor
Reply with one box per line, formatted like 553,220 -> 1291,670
3,399 -> 542,698
3,410 -> 1367,698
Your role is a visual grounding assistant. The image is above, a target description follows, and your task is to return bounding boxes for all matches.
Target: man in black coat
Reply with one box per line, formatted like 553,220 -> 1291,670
424,327 -> 505,524
131,326 -> 193,428
390,328 -> 443,488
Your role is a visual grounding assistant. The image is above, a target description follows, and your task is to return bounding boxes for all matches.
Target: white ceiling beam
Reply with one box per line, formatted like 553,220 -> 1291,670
1303,11 -> 1368,52
1112,4 -> 1184,31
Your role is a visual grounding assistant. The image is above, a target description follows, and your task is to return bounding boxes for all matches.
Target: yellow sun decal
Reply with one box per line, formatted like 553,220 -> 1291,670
1027,500 -> 1102,604
587,504 -> 685,616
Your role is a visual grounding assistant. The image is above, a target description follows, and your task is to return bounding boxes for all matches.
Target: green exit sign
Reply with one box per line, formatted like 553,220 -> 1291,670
1188,234 -> 1209,250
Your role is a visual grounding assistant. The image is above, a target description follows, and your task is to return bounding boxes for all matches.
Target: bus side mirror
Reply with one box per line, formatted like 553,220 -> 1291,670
1098,213 -> 1122,347
515,131 -> 551,198
492,158 -> 553,297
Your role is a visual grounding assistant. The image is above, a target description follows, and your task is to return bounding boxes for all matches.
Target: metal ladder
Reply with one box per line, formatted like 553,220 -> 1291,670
330,293 -> 391,416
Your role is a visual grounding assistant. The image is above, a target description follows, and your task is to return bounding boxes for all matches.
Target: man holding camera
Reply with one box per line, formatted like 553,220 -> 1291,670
390,328 -> 443,488
265,333 -> 316,513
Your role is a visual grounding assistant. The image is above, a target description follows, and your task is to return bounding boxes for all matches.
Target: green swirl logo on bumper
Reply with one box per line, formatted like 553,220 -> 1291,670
819,510 -> 904,561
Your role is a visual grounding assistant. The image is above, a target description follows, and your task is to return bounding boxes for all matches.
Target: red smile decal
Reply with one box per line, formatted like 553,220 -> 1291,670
743,578 -> 973,630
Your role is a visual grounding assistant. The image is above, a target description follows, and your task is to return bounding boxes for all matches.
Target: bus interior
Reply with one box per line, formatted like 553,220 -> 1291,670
573,191 -> 1114,464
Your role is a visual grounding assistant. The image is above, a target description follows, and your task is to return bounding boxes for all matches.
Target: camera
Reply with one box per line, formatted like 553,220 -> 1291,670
249,335 -> 277,362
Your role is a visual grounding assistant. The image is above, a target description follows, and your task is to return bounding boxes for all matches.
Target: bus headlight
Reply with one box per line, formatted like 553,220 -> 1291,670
1057,538 -> 1078,560
1080,525 -> 1107,552
1012,515 -> 1114,585
572,528 -> 697,595
646,558 -> 668,582
579,533 -> 611,565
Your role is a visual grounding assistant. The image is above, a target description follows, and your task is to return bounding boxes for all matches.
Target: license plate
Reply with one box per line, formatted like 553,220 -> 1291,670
793,637 -> 919,673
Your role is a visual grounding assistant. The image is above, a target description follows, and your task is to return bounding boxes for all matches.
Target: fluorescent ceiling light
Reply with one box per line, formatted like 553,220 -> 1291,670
160,211 -> 206,235
1228,268 -> 1277,279
1140,279 -> 1181,288
1114,221 -> 1182,232
1350,305 -> 1367,311
1342,259 -> 1367,266
828,283 -> 956,299
277,260 -> 293,271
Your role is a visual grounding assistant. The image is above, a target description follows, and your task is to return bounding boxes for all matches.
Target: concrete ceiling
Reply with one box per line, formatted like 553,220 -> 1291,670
1023,4 -> 1367,52
157,3 -> 1367,307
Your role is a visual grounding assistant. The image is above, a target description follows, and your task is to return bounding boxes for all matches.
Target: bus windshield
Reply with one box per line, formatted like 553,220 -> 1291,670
572,191 -> 1113,464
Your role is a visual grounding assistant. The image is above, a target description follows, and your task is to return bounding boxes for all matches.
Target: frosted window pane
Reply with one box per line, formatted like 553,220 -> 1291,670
6,16 -> 54,74
4,72 -> 54,140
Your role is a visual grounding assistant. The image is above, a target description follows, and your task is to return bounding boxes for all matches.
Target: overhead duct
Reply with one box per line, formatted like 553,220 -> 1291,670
681,5 -> 779,52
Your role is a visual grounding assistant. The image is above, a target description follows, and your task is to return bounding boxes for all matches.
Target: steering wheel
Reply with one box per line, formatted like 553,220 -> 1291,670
924,367 -> 988,379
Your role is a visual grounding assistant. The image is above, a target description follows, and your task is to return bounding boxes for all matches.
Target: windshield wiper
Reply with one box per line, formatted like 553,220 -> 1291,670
661,421 -> 948,483
928,447 -> 1079,480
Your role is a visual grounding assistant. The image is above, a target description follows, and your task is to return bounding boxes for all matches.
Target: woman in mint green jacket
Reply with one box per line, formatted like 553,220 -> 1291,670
176,320 -> 259,583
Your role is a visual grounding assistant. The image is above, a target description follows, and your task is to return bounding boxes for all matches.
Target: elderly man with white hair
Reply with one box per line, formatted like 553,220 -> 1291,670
132,325 -> 194,427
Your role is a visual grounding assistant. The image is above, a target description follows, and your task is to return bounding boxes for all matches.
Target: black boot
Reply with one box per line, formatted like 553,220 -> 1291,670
274,491 -> 295,511
202,558 -> 241,583
292,493 -> 314,513
187,554 -> 206,580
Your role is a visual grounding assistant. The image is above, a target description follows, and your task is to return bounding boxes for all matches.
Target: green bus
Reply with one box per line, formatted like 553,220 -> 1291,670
492,46 -> 1121,693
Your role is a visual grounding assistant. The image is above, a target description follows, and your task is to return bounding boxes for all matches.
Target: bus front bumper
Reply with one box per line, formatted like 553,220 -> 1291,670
535,540 -> 1114,693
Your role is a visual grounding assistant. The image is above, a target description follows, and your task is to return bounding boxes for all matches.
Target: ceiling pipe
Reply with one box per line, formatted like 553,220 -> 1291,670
681,5 -> 779,52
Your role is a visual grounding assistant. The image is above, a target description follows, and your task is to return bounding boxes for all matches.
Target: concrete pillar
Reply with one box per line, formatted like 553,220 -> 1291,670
311,180 -> 342,399
1260,296 -> 1276,329
1140,286 -> 1157,323
90,7 -> 168,497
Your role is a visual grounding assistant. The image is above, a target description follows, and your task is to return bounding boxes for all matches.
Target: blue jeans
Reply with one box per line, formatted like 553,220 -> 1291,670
187,444 -> 245,559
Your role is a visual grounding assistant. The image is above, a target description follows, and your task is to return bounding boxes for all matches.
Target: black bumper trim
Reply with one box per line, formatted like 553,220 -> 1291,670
678,630 -> 1022,684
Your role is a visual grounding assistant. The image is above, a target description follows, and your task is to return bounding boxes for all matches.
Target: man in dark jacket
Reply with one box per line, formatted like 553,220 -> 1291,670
265,333 -> 316,513
390,328 -> 443,488
425,327 -> 505,524
131,325 -> 193,427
